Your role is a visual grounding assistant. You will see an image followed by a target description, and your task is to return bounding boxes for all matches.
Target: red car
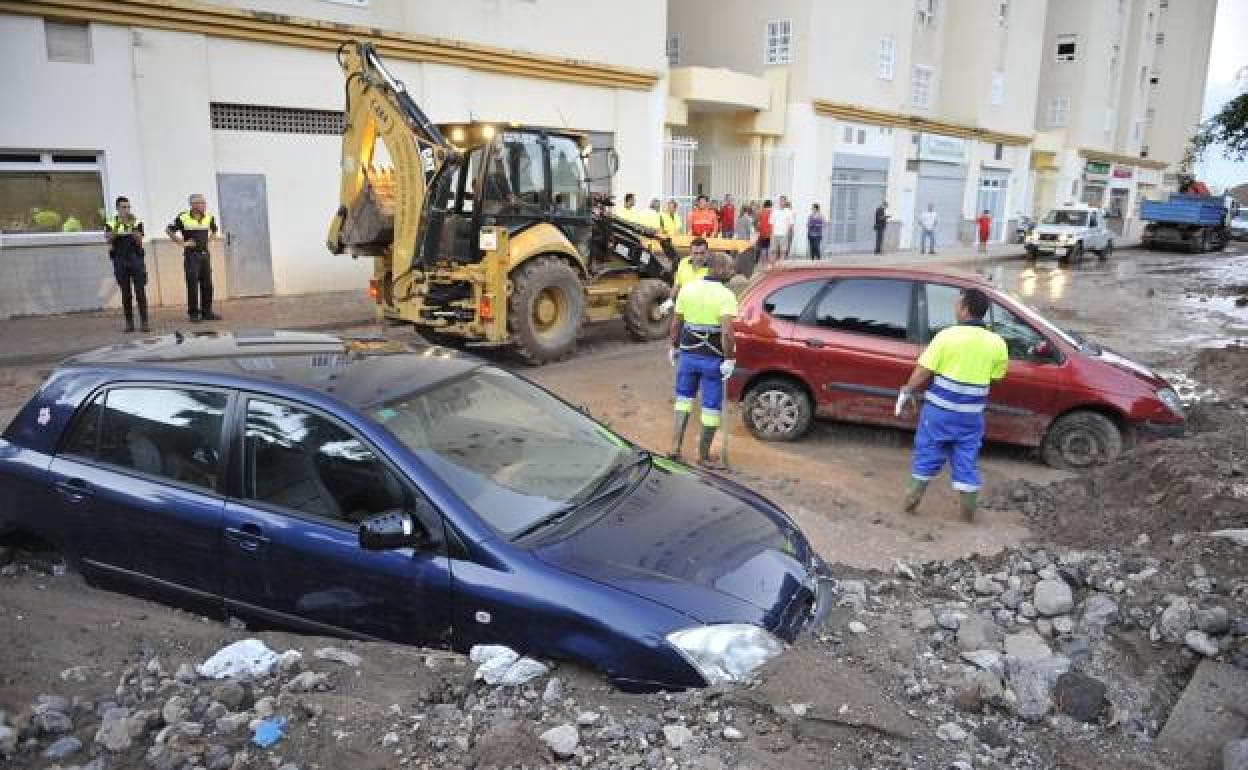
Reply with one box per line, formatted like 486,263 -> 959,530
727,265 -> 1185,468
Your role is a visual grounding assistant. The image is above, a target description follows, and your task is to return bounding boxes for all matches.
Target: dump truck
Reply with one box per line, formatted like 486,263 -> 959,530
1140,193 -> 1236,253
327,41 -> 753,363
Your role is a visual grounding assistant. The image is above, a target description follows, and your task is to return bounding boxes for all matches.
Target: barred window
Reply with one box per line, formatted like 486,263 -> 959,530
210,103 -> 344,135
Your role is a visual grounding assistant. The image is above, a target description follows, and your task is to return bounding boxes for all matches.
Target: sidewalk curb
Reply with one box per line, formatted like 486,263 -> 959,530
0,316 -> 377,368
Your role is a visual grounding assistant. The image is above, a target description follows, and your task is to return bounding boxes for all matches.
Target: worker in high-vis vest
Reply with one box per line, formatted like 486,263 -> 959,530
896,287 -> 1008,521
659,236 -> 710,316
166,193 -> 220,322
105,196 -> 149,333
669,251 -> 737,468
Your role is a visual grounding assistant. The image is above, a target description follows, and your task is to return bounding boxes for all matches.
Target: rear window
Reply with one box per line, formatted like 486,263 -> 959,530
762,279 -> 824,321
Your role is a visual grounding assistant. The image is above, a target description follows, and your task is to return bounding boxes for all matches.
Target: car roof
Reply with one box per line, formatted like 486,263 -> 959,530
746,261 -> 996,287
58,330 -> 480,409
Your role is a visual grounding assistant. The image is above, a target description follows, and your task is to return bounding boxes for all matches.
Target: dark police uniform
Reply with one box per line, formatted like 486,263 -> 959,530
105,215 -> 148,331
168,210 -> 219,320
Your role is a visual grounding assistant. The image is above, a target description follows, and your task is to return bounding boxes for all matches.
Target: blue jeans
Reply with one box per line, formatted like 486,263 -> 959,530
911,403 -> 985,492
920,228 -> 936,254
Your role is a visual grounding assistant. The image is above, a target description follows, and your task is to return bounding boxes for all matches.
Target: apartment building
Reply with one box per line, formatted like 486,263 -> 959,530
0,0 -> 665,318
1032,0 -> 1216,238
666,0 -> 1216,253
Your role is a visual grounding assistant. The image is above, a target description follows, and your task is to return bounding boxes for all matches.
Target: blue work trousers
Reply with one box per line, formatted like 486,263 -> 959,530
674,352 -> 724,427
911,403 -> 985,492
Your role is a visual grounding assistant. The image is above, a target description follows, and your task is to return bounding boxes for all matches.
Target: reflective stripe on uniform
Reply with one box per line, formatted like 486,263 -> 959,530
674,396 -> 693,413
933,375 -> 988,396
924,392 -> 985,413
177,212 -> 215,231
700,407 -> 721,427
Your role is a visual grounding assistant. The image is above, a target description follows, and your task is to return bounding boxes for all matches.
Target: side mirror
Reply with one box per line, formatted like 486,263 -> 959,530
359,510 -> 430,551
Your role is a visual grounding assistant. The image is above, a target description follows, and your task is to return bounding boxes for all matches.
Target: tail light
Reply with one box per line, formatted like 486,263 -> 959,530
479,294 -> 494,321
367,279 -> 380,303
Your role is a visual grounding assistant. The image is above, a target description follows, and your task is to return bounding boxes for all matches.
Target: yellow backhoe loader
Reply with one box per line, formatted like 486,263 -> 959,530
327,41 -> 753,363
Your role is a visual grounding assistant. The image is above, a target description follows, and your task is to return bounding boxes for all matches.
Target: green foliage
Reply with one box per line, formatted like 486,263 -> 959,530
1189,92 -> 1248,164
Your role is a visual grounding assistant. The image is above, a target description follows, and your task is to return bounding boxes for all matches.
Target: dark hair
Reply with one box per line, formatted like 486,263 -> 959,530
812,203 -> 820,210
115,196 -> 130,206
624,193 -> 635,204
696,194 -> 708,203
960,288 -> 990,320
690,237 -> 709,249
763,199 -> 773,207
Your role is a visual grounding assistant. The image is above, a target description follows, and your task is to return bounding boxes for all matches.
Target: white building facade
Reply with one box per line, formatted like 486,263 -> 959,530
666,0 -> 1215,256
0,0 -> 665,318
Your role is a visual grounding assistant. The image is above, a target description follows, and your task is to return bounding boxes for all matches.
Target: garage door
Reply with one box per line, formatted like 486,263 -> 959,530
914,161 -> 965,248
828,167 -> 887,253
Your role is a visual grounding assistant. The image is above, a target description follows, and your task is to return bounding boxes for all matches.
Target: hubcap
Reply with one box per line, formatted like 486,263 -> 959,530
750,389 -> 800,435
533,288 -> 567,334
1060,430 -> 1102,468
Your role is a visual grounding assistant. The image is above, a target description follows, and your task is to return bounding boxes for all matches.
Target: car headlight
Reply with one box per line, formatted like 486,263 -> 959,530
666,624 -> 784,685
1157,387 -> 1185,417
1025,233 -> 1037,243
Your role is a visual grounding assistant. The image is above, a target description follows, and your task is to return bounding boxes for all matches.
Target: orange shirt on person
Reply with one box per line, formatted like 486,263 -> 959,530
688,208 -> 718,237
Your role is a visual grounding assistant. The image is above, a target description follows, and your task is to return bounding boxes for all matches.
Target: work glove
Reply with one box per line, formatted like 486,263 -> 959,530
659,298 -> 675,315
894,389 -> 916,417
669,347 -> 679,367
720,359 -> 736,379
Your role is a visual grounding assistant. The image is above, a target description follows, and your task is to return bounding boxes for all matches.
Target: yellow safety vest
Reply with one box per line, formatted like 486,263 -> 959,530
918,323 -> 1008,386
177,211 -> 215,232
106,216 -> 143,234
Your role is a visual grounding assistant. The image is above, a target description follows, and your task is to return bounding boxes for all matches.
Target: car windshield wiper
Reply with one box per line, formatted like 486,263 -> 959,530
510,448 -> 650,541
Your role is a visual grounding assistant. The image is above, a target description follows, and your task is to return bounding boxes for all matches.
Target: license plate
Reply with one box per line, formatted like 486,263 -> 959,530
1055,247 -> 1067,256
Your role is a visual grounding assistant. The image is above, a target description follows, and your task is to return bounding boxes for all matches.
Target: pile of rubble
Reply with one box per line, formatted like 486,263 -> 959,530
3,527 -> 1246,769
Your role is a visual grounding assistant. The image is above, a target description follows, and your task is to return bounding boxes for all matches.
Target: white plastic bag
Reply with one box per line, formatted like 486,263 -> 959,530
469,644 -> 550,685
197,639 -> 281,680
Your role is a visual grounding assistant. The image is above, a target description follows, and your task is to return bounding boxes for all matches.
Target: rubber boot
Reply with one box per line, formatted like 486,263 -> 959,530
669,412 -> 690,459
959,491 -> 978,522
697,426 -> 724,470
902,478 -> 928,515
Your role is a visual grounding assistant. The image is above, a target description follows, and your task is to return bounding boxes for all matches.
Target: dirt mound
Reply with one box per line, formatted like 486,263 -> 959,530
1190,344 -> 1248,399
990,404 -> 1248,548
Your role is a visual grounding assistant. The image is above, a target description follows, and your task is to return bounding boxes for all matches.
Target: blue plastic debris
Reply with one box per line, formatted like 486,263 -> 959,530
252,716 -> 288,748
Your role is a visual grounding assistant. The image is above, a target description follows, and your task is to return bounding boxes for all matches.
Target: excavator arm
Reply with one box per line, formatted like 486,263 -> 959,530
327,41 -> 455,280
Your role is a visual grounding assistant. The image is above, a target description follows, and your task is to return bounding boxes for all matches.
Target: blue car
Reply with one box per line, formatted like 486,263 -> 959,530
0,331 -> 832,690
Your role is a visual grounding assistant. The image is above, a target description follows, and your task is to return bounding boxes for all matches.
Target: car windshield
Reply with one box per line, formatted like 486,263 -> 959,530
1042,210 -> 1089,226
370,366 -> 634,538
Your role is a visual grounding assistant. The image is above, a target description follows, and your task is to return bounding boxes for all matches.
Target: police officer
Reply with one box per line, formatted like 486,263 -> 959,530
896,288 -> 1008,521
166,194 -> 220,322
669,251 -> 737,467
105,196 -> 149,332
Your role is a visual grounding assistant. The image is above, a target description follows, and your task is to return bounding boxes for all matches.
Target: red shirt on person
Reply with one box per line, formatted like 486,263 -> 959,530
688,208 -> 718,237
976,214 -> 992,241
757,208 -> 773,238
719,202 -> 736,232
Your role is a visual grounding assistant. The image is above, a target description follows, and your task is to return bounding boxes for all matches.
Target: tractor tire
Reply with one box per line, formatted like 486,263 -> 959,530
508,256 -> 585,365
624,279 -> 672,341
743,377 -> 813,442
1041,410 -> 1124,470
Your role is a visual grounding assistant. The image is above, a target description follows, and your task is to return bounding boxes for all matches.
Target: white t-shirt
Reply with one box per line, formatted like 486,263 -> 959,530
919,209 -> 938,231
771,206 -> 795,236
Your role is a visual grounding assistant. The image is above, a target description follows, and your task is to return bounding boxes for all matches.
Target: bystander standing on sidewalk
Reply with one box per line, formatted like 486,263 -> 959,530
166,194 -> 221,322
874,201 -> 889,255
719,194 -> 736,239
105,196 -> 149,333
757,200 -> 774,268
660,199 -> 684,235
919,203 -> 938,255
688,195 -> 718,237
735,203 -> 754,242
976,209 -> 992,254
772,195 -> 795,262
806,203 -> 824,260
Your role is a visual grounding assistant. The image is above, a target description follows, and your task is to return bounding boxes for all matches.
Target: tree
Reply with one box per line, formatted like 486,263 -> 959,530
1188,92 -> 1248,165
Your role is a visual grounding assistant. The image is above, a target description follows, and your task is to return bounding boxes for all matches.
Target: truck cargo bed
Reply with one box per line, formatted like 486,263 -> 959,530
1140,195 -> 1226,226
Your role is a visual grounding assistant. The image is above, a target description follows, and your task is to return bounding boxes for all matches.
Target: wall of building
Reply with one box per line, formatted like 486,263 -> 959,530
1146,0 -> 1217,166
806,0 -> 914,110
0,4 -> 666,316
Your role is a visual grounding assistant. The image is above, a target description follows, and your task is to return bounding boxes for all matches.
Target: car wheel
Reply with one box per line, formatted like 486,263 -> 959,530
1098,241 -> 1112,261
743,378 -> 812,441
1041,411 -> 1124,470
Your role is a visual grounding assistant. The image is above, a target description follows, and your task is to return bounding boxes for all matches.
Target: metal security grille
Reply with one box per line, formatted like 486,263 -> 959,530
210,103 -> 344,135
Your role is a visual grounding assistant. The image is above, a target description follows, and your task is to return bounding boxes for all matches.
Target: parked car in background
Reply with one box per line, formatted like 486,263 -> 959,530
727,265 -> 1186,469
0,331 -> 832,691
1024,204 -> 1114,262
1230,212 -> 1248,241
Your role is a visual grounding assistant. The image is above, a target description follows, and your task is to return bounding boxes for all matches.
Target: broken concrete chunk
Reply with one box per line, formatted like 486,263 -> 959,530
1006,655 -> 1071,722
1032,579 -> 1073,616
1158,661 -> 1248,769
314,647 -> 362,667
539,724 -> 579,758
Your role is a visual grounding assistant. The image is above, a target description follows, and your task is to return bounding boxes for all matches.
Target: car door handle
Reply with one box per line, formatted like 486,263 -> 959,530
54,478 -> 92,504
803,338 -> 826,348
225,525 -> 270,552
